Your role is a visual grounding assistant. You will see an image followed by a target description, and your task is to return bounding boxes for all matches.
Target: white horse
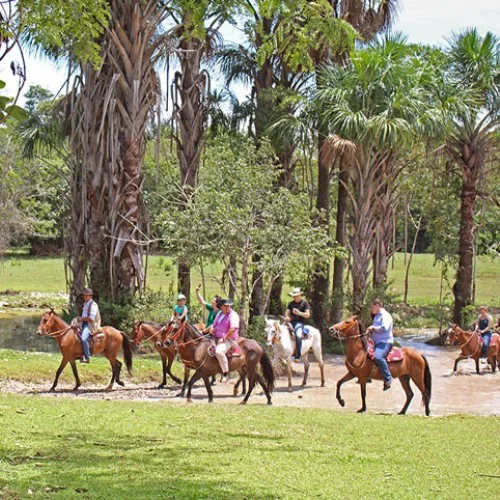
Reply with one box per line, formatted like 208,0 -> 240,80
265,317 -> 325,388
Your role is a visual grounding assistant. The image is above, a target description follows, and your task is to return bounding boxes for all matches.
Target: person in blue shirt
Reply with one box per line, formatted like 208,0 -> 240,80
172,293 -> 188,321
367,298 -> 394,390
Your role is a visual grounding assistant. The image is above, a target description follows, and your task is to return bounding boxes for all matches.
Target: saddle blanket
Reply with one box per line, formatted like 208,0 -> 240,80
367,340 -> 404,362
490,334 -> 498,347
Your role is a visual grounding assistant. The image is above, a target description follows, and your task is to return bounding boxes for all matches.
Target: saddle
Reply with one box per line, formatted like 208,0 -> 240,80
286,323 -> 310,339
367,340 -> 403,362
207,339 -> 242,358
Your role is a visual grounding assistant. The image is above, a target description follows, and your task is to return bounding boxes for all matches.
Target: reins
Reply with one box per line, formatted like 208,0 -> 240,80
135,322 -> 171,345
333,320 -> 370,371
43,326 -> 73,338
454,329 -> 482,358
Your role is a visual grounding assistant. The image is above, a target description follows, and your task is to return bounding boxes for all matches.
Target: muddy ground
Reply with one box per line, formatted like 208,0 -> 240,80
1,343 -> 498,416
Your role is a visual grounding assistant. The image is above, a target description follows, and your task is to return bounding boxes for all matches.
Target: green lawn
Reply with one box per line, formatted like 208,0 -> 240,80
1,253 -> 499,307
0,394 -> 498,499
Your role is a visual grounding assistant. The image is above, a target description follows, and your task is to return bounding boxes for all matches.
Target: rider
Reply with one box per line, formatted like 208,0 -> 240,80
367,298 -> 394,391
211,299 -> 240,383
475,306 -> 494,360
284,287 -> 311,363
173,293 -> 188,322
78,288 -> 101,364
195,284 -> 221,329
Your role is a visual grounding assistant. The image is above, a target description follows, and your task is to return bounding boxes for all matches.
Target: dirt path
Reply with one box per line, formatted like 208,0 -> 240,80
1,343 -> 498,416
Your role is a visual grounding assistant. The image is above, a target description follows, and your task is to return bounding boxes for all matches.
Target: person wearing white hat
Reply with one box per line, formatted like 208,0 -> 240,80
172,293 -> 188,322
76,288 -> 101,363
284,288 -> 311,363
475,305 -> 494,360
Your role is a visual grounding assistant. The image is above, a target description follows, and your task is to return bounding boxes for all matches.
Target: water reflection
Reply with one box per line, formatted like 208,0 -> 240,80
0,312 -> 58,353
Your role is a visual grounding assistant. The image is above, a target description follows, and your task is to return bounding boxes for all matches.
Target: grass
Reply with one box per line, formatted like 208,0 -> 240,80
0,349 -> 183,385
0,394 -> 498,499
1,252 -> 499,307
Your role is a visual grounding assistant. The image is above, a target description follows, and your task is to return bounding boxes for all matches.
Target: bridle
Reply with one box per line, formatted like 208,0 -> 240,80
449,327 -> 482,358
330,318 -> 369,371
134,321 -> 171,346
37,312 -> 72,338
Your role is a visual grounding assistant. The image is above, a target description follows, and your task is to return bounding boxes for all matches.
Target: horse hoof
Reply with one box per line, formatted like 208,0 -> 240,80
338,399 -> 345,407
72,385 -> 80,392
117,381 -> 125,387
176,392 -> 185,398
397,410 -> 406,415
239,400 -> 247,405
208,399 -> 213,403
267,400 -> 273,406
157,384 -> 166,389
186,398 -> 193,404
173,378 -> 182,385
105,387 -> 113,392
357,408 -> 365,414
49,387 -> 56,393
321,383 -> 326,388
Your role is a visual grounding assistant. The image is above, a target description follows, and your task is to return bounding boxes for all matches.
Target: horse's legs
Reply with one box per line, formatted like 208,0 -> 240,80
158,355 -> 168,389
255,372 -> 272,405
357,381 -> 367,413
453,356 -> 465,372
398,375 -> 414,415
233,369 -> 247,396
241,365 -> 257,405
176,366 -> 191,397
106,357 -> 117,391
475,357 -> 480,374
50,359 -> 68,392
201,374 -> 214,403
301,353 -> 309,387
318,360 -> 325,388
336,371 -> 355,407
69,360 -> 81,391
186,370 -> 203,403
115,360 -> 124,387
286,359 -> 293,389
166,353 -> 182,385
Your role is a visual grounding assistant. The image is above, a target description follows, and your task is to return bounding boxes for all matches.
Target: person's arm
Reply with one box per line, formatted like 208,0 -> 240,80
82,302 -> 97,323
195,284 -> 207,306
224,313 -> 240,341
180,306 -> 188,321
291,302 -> 311,320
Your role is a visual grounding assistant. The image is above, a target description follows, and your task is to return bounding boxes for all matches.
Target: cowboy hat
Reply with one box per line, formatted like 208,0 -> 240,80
177,293 -> 186,300
82,288 -> 93,296
219,299 -> 233,307
289,287 -> 303,297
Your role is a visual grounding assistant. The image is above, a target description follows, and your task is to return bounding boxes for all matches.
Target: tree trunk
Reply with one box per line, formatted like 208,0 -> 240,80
250,255 -> 263,319
330,157 -> 348,323
452,177 -> 477,325
268,274 -> 284,316
311,127 -> 330,331
172,12 -> 206,302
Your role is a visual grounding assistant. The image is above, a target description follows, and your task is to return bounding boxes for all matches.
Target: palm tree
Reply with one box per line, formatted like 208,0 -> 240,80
442,29 -> 499,325
318,37 -> 442,313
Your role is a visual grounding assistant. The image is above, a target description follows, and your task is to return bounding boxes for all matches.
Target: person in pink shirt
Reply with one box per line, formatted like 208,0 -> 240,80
211,299 -> 240,383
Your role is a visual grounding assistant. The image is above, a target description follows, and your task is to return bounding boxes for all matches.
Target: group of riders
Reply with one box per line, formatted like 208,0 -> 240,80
74,286 -> 498,388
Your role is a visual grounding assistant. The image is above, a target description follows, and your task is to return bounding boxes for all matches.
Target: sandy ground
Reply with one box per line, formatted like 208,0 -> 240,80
1,342 -> 498,416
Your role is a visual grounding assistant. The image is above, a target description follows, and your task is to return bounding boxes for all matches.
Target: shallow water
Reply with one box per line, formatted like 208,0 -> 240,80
0,311 -> 58,352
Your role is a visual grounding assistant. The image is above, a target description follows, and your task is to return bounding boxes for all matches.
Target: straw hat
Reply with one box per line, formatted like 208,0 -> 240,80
177,293 -> 186,300
289,287 -> 303,297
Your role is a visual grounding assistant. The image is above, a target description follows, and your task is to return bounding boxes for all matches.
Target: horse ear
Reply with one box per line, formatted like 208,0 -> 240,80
352,315 -> 358,321
41,304 -> 55,313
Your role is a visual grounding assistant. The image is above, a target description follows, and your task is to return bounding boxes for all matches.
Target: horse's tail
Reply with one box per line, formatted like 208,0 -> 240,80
121,332 -> 133,375
422,354 -> 432,403
260,349 -> 275,393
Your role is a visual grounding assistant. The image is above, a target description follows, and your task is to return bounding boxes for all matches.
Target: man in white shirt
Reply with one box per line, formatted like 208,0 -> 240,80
78,288 -> 101,363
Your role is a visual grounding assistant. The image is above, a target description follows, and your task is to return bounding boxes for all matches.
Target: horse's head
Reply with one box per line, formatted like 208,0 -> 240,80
265,319 -> 283,347
131,321 -> 144,346
329,315 -> 360,339
445,324 -> 461,346
162,320 -> 182,348
37,309 -> 56,336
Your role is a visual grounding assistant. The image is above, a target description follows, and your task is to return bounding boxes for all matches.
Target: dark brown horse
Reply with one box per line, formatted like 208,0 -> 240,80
37,309 -> 132,391
131,321 -> 182,388
330,316 -> 431,415
446,324 -> 499,373
163,320 -> 274,404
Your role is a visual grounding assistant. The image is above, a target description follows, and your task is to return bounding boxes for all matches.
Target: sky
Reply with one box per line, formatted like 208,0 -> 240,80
1,0 -> 499,106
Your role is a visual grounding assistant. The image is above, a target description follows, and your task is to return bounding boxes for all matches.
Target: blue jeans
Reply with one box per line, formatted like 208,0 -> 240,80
81,323 -> 91,360
481,332 -> 492,358
373,342 -> 393,383
292,321 -> 304,360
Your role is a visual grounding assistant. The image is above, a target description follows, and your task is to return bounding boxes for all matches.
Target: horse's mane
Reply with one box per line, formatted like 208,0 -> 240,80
140,321 -> 165,329
356,318 -> 368,351
186,321 -> 203,338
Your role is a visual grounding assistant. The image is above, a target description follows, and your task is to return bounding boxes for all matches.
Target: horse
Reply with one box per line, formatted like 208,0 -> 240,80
130,321 -> 182,388
446,324 -> 499,373
330,316 -> 431,415
162,320 -> 274,404
264,317 -> 325,388
36,308 -> 133,391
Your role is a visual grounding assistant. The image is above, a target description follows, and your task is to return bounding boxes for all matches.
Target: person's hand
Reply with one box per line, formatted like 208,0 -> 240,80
292,308 -> 300,316
218,338 -> 224,344
196,283 -> 201,292
367,326 -> 375,332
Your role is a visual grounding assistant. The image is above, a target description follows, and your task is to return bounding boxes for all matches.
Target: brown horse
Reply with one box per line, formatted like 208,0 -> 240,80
330,316 -> 431,415
131,321 -> 183,388
163,320 -> 274,404
37,309 -> 133,391
446,324 -> 499,373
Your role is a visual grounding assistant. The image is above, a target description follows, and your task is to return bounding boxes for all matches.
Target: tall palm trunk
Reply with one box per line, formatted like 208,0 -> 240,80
172,14 -> 206,300
69,0 -> 166,302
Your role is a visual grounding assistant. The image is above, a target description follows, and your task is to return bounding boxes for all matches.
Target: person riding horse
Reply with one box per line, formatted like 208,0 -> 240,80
210,299 -> 241,383
284,288 -> 311,363
475,306 -> 494,361
74,288 -> 101,364
366,298 -> 394,391
173,293 -> 188,322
